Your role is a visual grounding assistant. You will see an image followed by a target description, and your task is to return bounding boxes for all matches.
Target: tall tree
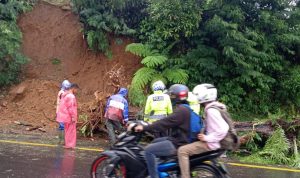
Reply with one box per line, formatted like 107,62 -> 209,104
183,0 -> 300,114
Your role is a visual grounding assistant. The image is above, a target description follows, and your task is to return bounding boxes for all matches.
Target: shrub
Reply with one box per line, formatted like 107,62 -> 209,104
126,43 -> 188,106
139,0 -> 203,51
0,0 -> 31,87
72,0 -> 147,56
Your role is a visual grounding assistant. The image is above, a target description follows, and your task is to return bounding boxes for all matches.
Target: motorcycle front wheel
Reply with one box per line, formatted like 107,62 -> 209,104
91,155 -> 126,178
190,164 -> 222,178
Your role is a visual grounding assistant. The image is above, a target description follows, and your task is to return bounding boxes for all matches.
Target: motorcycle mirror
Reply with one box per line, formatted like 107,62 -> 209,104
140,121 -> 149,126
127,123 -> 137,132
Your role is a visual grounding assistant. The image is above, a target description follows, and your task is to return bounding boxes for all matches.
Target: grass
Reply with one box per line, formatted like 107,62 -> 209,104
115,38 -> 123,45
51,58 -> 61,65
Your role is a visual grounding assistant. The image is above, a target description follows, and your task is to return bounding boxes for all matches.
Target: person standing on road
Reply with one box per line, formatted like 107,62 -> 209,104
104,88 -> 129,146
178,84 -> 229,178
144,81 -> 173,123
57,83 -> 79,149
144,81 -> 173,137
56,80 -> 71,142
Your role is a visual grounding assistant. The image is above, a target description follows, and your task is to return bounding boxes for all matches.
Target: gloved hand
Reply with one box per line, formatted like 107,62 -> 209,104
122,119 -> 128,126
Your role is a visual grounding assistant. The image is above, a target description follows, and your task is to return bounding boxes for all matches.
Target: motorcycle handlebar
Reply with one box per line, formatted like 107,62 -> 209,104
127,121 -> 149,132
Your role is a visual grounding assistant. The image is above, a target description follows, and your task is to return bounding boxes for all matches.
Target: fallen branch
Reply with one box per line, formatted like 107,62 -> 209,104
236,119 -> 300,146
234,121 -> 274,136
26,126 -> 41,131
38,128 -> 46,132
14,121 -> 33,127
15,120 -> 46,133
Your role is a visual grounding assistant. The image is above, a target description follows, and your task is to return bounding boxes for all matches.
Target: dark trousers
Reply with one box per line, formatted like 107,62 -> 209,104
105,119 -> 123,145
144,137 -> 177,178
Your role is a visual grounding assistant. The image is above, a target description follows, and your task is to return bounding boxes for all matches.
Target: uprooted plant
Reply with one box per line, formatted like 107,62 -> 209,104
78,64 -> 126,137
240,126 -> 300,167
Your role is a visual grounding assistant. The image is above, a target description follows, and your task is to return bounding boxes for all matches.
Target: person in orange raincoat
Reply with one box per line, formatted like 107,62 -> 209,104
57,83 -> 79,149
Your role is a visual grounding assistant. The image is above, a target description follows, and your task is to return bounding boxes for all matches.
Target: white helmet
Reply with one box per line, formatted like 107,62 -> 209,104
192,83 -> 217,103
152,80 -> 165,91
61,80 -> 71,91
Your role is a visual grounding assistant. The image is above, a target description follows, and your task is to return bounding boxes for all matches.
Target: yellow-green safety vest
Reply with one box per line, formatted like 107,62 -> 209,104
187,92 -> 200,115
144,90 -> 173,123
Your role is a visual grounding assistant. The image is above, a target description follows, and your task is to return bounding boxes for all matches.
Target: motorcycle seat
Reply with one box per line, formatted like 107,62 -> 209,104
158,155 -> 178,163
190,149 -> 225,161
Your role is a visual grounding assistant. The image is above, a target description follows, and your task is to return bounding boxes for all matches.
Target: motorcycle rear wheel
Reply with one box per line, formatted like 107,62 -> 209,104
91,155 -> 126,178
190,164 -> 222,178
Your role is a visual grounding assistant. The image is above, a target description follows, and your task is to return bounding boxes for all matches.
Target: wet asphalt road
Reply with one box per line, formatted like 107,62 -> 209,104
0,142 -> 100,178
0,134 -> 300,178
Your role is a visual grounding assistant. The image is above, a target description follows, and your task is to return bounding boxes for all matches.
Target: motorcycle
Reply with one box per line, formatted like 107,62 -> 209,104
91,122 -> 230,178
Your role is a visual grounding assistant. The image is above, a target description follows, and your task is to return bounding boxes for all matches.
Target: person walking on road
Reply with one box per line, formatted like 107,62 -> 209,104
57,83 -> 79,149
104,88 -> 129,146
56,80 -> 72,143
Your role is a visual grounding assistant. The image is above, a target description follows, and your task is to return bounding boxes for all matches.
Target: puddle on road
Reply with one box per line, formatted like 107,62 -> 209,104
0,143 -> 100,177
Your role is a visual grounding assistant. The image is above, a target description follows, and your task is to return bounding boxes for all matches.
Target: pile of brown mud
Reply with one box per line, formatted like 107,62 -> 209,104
0,2 -> 141,134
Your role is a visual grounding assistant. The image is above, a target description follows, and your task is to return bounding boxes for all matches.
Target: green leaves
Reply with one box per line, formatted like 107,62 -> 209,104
132,67 -> 157,89
75,0 -> 300,117
126,43 -> 188,106
0,0 -> 31,21
73,0 -> 145,56
0,1 -> 30,87
180,0 -> 300,115
259,127 -> 291,164
0,21 -> 21,58
242,127 -> 291,165
87,30 -> 109,54
125,43 -> 153,57
162,68 -> 188,84
139,0 -> 203,50
126,43 -> 168,68
141,56 -> 167,68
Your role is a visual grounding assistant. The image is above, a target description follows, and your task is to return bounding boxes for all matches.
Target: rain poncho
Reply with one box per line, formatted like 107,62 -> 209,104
57,91 -> 78,124
56,91 -> 78,148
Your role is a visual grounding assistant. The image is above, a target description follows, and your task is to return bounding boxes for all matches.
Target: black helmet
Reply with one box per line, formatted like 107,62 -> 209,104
168,84 -> 189,104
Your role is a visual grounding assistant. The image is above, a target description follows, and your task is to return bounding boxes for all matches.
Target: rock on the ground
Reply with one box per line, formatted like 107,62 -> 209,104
1,101 -> 8,107
9,84 -> 27,101
61,5 -> 71,10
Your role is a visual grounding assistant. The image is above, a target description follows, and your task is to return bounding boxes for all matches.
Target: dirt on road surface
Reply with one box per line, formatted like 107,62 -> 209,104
0,2 -> 141,134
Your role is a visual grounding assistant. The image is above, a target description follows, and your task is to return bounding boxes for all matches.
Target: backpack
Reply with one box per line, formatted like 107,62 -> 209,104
182,104 -> 204,143
207,106 -> 240,151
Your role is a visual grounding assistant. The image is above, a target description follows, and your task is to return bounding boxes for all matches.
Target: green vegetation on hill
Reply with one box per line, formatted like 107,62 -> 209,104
126,43 -> 188,106
73,0 -> 300,119
72,0 -> 146,57
0,0 -> 298,167
0,0 -> 32,87
182,0 -> 300,117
